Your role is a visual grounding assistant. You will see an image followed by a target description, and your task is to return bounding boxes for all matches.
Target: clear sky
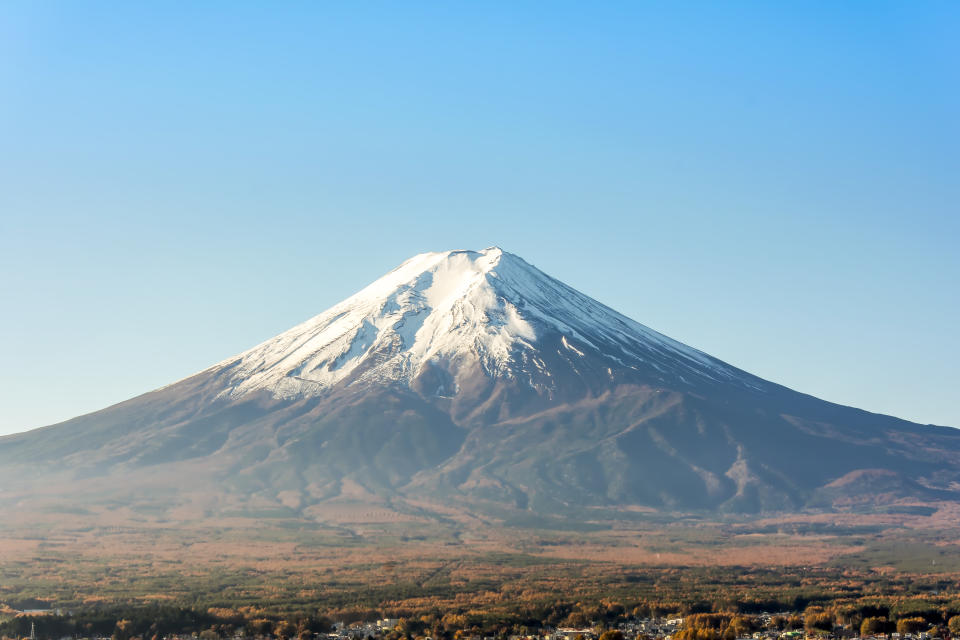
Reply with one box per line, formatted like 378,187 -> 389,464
1,2 -> 957,435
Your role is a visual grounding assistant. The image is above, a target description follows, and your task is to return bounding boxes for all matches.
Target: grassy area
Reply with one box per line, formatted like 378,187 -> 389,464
0,503 -> 958,617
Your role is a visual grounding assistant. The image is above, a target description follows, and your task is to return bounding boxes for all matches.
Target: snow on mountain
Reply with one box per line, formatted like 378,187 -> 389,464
214,247 -> 764,400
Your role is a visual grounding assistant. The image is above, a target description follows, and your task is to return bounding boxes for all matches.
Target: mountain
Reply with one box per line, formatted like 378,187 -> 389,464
2,247 -> 958,517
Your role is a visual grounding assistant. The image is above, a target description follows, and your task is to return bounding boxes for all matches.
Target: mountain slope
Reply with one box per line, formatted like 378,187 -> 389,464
2,247 -> 958,516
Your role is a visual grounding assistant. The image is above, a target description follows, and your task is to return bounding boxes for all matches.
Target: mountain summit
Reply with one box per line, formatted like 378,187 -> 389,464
2,248 -> 958,516
216,247 -> 761,401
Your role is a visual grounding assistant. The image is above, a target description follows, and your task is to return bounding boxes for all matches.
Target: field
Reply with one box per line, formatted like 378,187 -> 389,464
3,497 -> 960,621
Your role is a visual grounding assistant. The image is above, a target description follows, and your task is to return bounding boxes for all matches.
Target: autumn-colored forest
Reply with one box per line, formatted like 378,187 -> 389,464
3,501 -> 960,638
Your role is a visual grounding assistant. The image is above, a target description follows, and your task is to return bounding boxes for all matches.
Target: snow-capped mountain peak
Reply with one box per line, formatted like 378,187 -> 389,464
215,247 -> 761,399
8,250 -> 957,518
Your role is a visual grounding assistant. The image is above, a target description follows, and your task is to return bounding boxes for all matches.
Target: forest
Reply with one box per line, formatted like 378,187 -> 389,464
5,565 -> 960,640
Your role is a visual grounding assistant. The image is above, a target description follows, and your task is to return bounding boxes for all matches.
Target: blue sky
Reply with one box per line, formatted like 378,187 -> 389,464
1,2 -> 957,434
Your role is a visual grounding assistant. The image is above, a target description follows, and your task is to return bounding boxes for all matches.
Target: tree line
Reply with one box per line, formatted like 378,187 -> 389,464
5,595 -> 960,640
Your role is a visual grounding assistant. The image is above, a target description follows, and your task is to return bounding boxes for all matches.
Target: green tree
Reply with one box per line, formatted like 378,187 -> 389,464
861,618 -> 888,637
947,617 -> 960,636
563,613 -> 589,629
728,616 -> 754,639
113,620 -> 134,640
806,613 -> 834,634
274,621 -> 297,640
247,619 -> 274,637
897,618 -> 926,636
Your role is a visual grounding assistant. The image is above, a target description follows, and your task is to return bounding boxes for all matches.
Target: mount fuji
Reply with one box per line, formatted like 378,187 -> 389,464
3,247 -> 958,516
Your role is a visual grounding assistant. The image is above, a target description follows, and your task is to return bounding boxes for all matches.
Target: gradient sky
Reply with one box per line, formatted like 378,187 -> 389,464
1,2 -> 958,435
